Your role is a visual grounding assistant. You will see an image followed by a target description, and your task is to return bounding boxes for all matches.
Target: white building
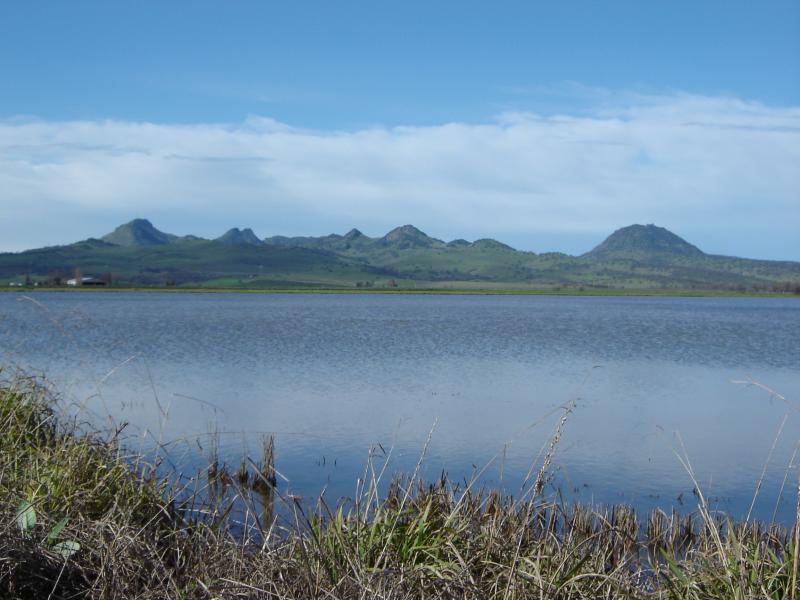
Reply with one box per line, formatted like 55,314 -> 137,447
66,277 -> 106,287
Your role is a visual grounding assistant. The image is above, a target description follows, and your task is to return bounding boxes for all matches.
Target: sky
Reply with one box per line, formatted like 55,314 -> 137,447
0,1 -> 798,259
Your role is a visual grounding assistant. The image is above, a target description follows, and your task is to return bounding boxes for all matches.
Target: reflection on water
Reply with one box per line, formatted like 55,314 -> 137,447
1,292 -> 799,522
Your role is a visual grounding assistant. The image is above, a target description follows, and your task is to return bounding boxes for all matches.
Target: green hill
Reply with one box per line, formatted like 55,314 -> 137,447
1,220 -> 798,291
378,225 -> 445,250
584,224 -> 704,259
0,238 -> 384,288
101,218 -> 178,246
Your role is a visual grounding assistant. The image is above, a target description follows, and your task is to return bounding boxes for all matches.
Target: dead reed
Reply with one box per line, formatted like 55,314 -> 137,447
1,375 -> 797,599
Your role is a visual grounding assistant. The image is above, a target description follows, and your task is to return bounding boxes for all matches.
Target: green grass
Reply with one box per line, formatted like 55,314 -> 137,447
1,375 -> 798,599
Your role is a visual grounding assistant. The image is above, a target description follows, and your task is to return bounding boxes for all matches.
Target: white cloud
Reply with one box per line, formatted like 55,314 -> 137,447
1,92 -> 798,258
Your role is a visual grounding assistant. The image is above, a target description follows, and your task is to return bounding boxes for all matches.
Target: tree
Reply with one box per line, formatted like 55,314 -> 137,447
48,271 -> 64,286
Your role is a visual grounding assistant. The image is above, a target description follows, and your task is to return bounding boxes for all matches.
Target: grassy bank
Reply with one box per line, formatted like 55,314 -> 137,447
1,377 -> 798,599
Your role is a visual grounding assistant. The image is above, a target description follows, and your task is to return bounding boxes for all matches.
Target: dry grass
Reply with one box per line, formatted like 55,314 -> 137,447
1,376 -> 798,599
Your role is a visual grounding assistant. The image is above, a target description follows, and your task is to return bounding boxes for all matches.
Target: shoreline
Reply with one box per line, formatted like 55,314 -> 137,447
1,286 -> 797,298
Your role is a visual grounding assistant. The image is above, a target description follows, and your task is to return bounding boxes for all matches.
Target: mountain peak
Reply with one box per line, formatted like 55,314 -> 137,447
102,219 -> 175,246
471,238 -> 515,251
587,224 -> 704,258
216,227 -> 263,246
344,228 -> 365,240
381,225 -> 443,249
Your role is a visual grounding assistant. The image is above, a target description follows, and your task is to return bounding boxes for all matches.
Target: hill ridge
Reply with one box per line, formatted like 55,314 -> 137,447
3,219 -> 798,290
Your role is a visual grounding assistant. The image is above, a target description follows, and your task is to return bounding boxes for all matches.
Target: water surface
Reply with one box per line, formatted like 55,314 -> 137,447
1,292 -> 798,522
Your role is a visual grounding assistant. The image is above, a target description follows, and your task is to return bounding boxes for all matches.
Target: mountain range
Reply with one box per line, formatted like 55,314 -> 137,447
1,219 -> 798,291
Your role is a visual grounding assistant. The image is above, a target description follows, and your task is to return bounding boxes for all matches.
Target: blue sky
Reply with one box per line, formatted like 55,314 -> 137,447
1,1 -> 798,258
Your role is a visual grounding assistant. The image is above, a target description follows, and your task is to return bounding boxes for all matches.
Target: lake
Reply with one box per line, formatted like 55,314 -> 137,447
1,292 -> 798,523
